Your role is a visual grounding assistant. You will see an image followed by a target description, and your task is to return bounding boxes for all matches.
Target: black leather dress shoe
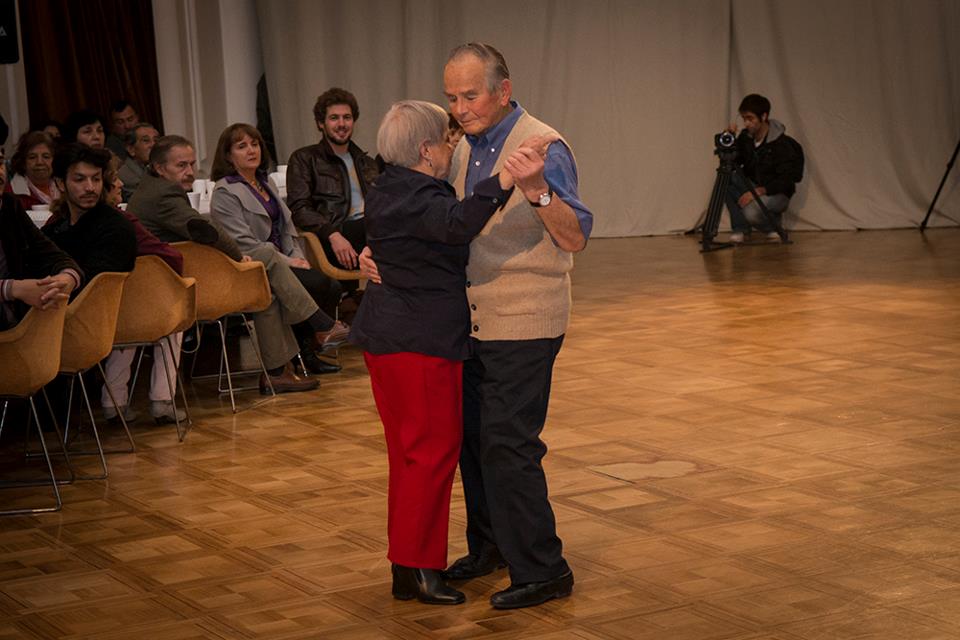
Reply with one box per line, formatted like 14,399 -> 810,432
296,351 -> 342,375
490,570 -> 574,609
444,548 -> 507,580
391,564 -> 465,605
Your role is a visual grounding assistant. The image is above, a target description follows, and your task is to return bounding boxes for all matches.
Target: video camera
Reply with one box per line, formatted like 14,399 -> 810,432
714,130 -> 736,152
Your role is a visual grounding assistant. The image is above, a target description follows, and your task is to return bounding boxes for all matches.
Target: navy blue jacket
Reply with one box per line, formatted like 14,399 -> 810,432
349,164 -> 511,360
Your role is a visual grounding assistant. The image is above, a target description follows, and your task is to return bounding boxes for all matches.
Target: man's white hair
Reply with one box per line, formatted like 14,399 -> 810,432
447,42 -> 510,93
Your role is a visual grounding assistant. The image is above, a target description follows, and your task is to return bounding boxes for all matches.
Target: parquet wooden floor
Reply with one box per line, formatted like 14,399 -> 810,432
1,229 -> 959,639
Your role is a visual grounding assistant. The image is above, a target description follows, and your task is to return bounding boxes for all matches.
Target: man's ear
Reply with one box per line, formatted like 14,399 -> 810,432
497,79 -> 513,107
54,177 -> 65,192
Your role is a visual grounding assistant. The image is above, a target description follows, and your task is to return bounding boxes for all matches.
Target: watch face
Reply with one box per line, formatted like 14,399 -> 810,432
539,192 -> 552,206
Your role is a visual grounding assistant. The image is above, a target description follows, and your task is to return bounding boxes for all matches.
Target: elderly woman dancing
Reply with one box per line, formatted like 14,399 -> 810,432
350,100 -> 552,605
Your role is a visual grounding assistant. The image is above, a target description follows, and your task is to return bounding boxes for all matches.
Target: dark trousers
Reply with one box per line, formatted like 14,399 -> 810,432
321,218 -> 366,295
291,266 -> 342,348
291,266 -> 341,320
365,351 -> 462,569
460,335 -> 569,583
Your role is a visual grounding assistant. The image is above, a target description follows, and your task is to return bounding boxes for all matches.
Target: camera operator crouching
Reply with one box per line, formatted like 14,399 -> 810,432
725,94 -> 804,243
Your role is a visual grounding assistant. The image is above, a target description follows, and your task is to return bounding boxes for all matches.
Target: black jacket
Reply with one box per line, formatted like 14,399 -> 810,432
43,203 -> 138,288
735,119 -> 804,198
287,139 -> 380,239
0,193 -> 81,323
349,165 -> 511,361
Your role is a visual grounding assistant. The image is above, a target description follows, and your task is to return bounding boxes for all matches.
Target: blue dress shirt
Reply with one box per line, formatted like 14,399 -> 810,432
463,101 -> 593,241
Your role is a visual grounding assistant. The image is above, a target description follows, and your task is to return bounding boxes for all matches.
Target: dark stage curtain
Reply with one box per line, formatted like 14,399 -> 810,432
18,0 -> 163,133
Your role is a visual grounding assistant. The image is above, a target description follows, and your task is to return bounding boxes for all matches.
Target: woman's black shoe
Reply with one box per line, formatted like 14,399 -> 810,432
391,564 -> 465,605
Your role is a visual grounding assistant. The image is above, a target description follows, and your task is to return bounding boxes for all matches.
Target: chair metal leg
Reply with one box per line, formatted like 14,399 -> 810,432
170,335 -> 193,433
97,362 -> 136,453
0,397 -> 64,515
159,335 -> 191,442
217,320 -> 237,413
0,400 -> 8,440
20,389 -> 77,486
63,375 -> 76,445
129,345 -> 146,404
72,371 -> 108,480
189,322 -> 205,379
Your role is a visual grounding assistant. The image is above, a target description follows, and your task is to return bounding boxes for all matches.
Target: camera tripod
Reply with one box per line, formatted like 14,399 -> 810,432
692,145 -> 790,252
919,137 -> 959,231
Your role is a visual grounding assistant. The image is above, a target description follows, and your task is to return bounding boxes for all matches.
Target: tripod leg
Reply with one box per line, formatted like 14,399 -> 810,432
702,167 -> 731,251
920,137 -> 960,231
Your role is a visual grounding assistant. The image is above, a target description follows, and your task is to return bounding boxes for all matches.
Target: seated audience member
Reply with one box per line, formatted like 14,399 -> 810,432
726,93 -> 804,243
129,135 -> 331,390
42,144 -> 136,286
106,154 -> 183,274
99,154 -> 186,423
106,100 -> 140,157
447,112 -> 465,148
33,119 -> 63,141
286,88 -> 380,284
210,123 -> 349,370
7,132 -> 60,211
129,136 -> 244,258
0,146 -> 80,331
62,110 -> 107,150
118,122 -> 159,202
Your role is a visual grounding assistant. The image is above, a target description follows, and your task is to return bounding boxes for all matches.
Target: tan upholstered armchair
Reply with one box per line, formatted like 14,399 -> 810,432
299,230 -> 364,283
114,256 -> 197,442
0,302 -> 68,515
59,271 -> 131,477
172,241 -> 274,412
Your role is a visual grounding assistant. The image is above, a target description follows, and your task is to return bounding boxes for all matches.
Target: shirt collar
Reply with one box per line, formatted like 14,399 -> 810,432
224,170 -> 268,185
466,100 -> 524,150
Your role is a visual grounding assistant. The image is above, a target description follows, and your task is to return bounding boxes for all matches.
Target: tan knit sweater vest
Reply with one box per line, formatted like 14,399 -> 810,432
450,111 -> 575,341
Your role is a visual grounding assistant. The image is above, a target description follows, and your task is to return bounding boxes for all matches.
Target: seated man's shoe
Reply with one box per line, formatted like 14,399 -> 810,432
315,321 -> 350,352
766,231 -> 782,241
297,351 -> 341,375
444,548 -> 507,580
149,401 -> 186,425
260,363 -> 319,395
729,231 -> 746,244
490,570 -> 574,610
392,564 -> 465,605
103,404 -> 138,423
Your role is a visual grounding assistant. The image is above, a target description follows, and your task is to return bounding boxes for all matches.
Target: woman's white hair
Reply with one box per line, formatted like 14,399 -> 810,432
377,100 -> 448,169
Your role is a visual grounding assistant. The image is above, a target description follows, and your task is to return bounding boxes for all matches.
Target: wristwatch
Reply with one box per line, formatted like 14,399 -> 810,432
530,188 -> 553,208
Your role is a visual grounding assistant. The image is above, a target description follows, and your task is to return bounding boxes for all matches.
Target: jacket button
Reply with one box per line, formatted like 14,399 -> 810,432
472,325 -> 479,332
492,198 -> 499,204
471,304 -> 476,310
466,281 -> 471,287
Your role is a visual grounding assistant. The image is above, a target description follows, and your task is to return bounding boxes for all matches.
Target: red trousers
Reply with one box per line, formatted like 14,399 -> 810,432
364,351 -> 463,569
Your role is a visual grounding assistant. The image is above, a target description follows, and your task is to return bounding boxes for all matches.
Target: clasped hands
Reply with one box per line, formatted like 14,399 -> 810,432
12,273 -> 76,310
360,134 -> 561,284
497,133 -> 559,199
737,186 -> 766,208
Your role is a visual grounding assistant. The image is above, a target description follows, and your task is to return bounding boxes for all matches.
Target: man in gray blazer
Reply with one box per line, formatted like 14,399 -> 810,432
128,135 -> 338,391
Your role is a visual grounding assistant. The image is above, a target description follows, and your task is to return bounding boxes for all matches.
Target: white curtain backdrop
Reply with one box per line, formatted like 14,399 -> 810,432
257,0 -> 960,236
730,0 -> 960,231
